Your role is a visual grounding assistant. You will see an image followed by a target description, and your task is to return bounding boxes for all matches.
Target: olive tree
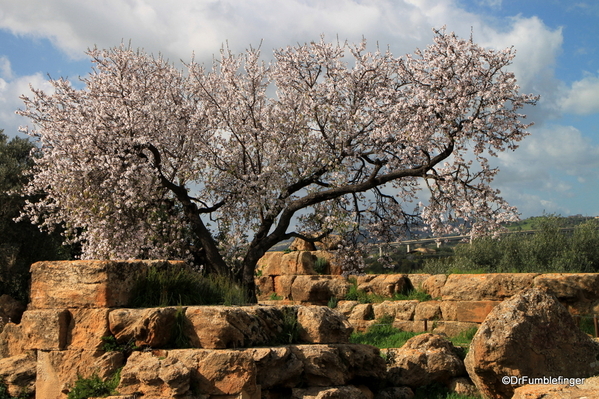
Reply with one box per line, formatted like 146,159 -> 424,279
17,29 -> 538,301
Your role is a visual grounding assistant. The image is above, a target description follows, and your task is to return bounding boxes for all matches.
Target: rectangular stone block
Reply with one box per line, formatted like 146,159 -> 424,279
440,273 -> 537,301
30,260 -> 186,309
21,310 -> 70,351
66,308 -> 111,350
372,300 -> 418,321
440,301 -> 501,323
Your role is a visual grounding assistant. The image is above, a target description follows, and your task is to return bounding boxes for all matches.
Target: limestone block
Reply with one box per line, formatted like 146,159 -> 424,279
36,349 -> 124,399
273,275 -> 297,299
465,288 -> 599,399
440,273 -> 537,301
289,237 -> 316,251
248,346 -> 303,389
290,276 -> 349,304
117,351 -> 191,398
348,303 -> 374,322
406,274 -> 432,291
67,308 -> 111,350
335,300 -> 359,317
413,301 -> 442,321
440,301 -> 501,323
297,306 -> 353,343
386,333 -> 467,388
289,344 -> 386,388
357,275 -> 408,297
29,260 -> 186,309
420,274 -> 447,299
175,349 -> 258,397
257,251 -> 317,276
372,300 -> 418,321
108,307 -> 178,348
21,309 -> 70,351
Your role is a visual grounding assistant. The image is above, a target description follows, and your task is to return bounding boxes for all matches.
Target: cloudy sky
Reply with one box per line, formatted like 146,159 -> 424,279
1,0 -> 598,219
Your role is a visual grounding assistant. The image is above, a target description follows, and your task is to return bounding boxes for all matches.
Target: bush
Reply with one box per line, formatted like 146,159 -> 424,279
421,216 -> 599,274
273,307 -> 301,345
67,369 -> 121,399
128,265 -> 247,307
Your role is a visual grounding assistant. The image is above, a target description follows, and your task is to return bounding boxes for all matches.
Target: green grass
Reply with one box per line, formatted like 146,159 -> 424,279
448,327 -> 478,348
350,316 -> 423,349
129,265 -> 247,307
344,278 -> 432,303
313,257 -> 329,274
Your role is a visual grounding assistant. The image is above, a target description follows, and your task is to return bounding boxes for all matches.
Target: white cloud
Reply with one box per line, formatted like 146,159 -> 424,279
560,73 -> 599,115
0,56 -> 14,80
0,61 -> 54,137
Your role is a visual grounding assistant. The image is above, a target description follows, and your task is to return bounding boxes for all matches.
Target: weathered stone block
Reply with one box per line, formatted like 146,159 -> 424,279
290,276 -> 349,304
440,273 -> 537,301
440,301 -> 501,323
534,273 -> 599,313
30,260 -> 186,309
414,301 -> 442,321
297,306 -> 353,343
67,308 -> 111,350
357,275 -> 408,297
108,307 -> 178,348
21,309 -> 70,351
420,274 -> 447,299
372,300 -> 418,321
273,275 -> 297,299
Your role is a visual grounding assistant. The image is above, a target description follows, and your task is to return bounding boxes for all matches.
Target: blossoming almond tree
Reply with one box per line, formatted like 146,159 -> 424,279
17,29 -> 538,301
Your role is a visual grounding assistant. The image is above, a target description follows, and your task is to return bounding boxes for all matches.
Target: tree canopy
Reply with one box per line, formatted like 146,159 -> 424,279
17,29 -> 538,301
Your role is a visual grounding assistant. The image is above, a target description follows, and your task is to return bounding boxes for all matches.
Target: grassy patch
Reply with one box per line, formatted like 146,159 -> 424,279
67,368 -> 121,399
269,292 -> 283,300
129,265 -> 247,307
350,316 -> 423,349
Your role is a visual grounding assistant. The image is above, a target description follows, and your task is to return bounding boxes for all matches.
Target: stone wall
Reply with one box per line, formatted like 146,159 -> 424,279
1,259 -> 471,399
256,251 -> 599,335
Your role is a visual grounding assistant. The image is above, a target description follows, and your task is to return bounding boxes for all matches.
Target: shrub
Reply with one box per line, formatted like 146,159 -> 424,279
101,335 -> 139,354
327,296 -> 338,309
67,369 -> 121,399
269,292 -> 283,300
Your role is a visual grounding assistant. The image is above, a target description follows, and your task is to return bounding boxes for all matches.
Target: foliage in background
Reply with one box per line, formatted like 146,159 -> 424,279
66,369 -> 121,399
128,265 -> 247,307
421,216 -> 599,274
0,130 -> 78,303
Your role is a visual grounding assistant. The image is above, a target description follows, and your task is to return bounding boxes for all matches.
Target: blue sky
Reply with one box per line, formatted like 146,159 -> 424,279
1,0 -> 598,219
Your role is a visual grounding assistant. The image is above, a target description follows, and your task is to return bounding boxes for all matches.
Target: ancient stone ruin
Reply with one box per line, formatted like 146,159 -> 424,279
2,254 -> 599,398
